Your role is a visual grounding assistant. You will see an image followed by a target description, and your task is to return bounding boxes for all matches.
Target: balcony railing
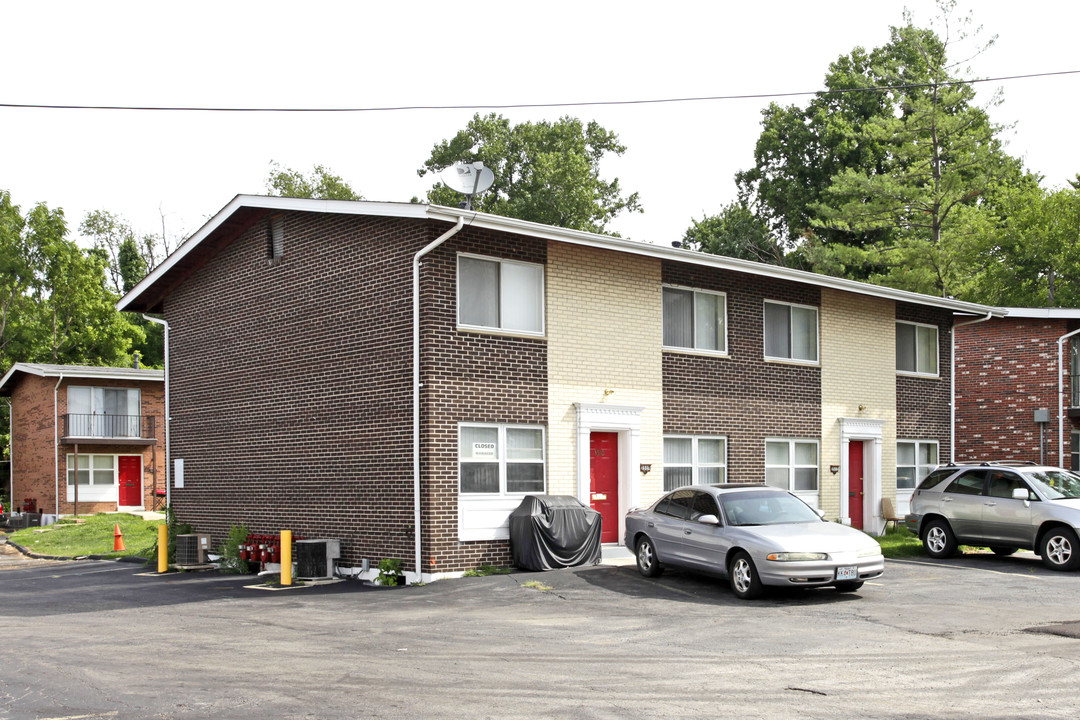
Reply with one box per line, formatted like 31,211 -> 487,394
61,413 -> 156,442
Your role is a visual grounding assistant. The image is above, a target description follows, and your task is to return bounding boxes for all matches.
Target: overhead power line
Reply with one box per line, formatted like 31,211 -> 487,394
0,70 -> 1076,113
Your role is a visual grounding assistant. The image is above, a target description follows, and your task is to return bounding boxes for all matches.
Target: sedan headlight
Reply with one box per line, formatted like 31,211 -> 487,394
766,552 -> 829,562
857,546 -> 882,558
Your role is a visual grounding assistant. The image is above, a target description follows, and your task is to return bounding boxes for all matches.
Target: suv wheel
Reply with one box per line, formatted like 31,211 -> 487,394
923,519 -> 958,558
1040,527 -> 1080,571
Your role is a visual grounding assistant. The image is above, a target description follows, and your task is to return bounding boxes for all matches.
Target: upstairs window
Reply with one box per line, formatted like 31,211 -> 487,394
663,287 -> 727,354
457,254 -> 544,335
764,301 -> 818,363
896,321 -> 938,376
67,387 -> 141,437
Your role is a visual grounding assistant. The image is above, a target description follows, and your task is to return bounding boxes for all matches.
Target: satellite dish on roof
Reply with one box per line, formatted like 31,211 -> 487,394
440,162 -> 494,210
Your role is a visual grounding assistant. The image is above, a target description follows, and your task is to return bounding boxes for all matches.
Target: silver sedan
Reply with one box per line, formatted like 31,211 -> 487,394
624,484 -> 884,599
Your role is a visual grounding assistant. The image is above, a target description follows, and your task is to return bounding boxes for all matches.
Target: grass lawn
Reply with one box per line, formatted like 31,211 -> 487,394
6,513 -> 164,559
875,527 -> 926,558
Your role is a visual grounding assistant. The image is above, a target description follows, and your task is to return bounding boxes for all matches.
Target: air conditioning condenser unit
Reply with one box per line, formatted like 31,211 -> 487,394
175,533 -> 211,565
295,539 -> 341,580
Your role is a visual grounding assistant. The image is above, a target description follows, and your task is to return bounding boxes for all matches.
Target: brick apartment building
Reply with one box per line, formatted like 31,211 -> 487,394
117,195 -> 1001,580
954,308 -> 1080,470
0,363 -> 166,516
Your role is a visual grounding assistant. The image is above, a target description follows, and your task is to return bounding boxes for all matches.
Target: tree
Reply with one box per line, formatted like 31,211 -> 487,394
963,180 -> 1080,306
419,113 -> 641,234
0,191 -> 45,364
809,7 -> 1019,297
265,162 -> 362,201
681,202 -> 784,265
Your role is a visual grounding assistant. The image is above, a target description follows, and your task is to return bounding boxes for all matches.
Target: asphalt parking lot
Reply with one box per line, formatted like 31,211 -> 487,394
2,545 -> 1079,720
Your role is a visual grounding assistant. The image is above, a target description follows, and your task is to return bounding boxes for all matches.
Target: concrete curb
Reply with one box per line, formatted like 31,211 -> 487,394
2,537 -> 150,564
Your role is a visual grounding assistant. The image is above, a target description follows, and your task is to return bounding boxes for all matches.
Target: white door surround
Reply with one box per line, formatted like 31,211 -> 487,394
574,403 -> 644,544
838,417 -> 884,533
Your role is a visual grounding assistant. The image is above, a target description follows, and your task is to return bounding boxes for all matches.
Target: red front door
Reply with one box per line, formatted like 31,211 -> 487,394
118,455 -> 142,507
848,441 -> 864,529
590,432 -> 619,543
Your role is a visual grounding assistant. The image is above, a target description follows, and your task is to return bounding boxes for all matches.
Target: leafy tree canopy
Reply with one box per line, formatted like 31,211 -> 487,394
419,113 -> 642,234
681,202 -> 784,265
265,162 -> 362,201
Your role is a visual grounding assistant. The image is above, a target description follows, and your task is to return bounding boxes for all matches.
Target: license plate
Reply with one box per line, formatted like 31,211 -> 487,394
836,566 -> 858,581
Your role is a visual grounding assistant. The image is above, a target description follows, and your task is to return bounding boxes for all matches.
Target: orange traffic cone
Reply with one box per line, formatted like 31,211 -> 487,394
113,523 -> 125,552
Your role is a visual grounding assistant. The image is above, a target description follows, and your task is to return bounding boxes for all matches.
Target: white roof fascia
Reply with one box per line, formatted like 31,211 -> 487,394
117,195 -> 428,312
993,307 -> 1080,319
0,363 -> 164,393
423,205 -> 1005,317
117,194 -> 1004,318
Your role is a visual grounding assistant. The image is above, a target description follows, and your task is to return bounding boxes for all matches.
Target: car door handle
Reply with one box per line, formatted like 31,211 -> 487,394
684,529 -> 693,535
943,497 -> 952,502
984,502 -> 996,507
647,522 -> 654,528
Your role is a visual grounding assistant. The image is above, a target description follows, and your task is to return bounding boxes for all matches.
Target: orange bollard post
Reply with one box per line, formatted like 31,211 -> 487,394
157,523 -> 168,573
113,523 -> 125,552
280,530 -> 292,586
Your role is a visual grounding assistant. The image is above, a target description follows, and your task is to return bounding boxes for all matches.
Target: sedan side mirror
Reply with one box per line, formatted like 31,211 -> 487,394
815,508 -> 827,519
697,514 -> 721,526
1012,488 -> 1030,501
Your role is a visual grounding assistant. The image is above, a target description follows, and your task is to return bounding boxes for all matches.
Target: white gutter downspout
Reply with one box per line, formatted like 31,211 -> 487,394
412,216 -> 465,583
53,374 -> 64,515
143,316 -> 171,508
952,312 -> 994,463
1058,328 -> 1080,468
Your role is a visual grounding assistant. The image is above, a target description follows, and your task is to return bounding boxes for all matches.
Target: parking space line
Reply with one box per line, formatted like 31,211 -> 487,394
889,557 -> 1051,579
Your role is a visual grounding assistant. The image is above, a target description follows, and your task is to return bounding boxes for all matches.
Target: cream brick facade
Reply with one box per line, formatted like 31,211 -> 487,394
820,289 -> 897,529
546,242 -> 664,520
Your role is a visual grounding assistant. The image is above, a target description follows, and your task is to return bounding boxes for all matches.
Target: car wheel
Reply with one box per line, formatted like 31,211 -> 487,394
834,581 -> 864,593
989,546 -> 1018,556
729,551 -> 763,600
1040,527 -> 1080,571
923,519 -> 958,558
635,536 -> 663,578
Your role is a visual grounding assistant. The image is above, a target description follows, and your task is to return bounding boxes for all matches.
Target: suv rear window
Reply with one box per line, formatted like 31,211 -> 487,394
945,470 -> 985,496
917,467 -> 959,490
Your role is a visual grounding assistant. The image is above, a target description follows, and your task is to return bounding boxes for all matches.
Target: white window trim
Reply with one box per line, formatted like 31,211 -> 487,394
661,285 -> 729,356
764,438 -> 820,496
763,300 -> 819,365
663,435 -> 728,490
896,320 -> 940,377
457,423 -> 546,497
896,439 -> 939,490
456,252 -> 546,337
65,453 -> 120,503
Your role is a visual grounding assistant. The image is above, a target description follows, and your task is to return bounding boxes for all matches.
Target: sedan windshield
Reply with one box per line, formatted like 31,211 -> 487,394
720,492 -> 822,526
1023,470 -> 1080,500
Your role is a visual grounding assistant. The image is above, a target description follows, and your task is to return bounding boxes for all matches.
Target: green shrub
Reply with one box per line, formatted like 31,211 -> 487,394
218,524 -> 251,574
377,557 -> 403,586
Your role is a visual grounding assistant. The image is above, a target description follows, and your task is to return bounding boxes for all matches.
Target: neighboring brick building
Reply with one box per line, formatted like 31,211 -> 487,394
117,195 -> 1000,580
0,363 -> 165,516
954,308 -> 1080,471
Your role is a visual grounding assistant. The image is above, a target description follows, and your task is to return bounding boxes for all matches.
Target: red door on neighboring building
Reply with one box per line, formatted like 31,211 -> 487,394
118,455 -> 142,507
590,432 -> 619,543
848,441 -> 864,529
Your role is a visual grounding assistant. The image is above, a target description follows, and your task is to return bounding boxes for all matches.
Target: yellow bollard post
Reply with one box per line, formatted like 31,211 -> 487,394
157,523 -> 168,573
280,530 -> 292,586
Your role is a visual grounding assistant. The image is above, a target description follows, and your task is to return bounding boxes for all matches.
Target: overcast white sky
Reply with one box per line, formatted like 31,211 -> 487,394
3,1 -> 1078,250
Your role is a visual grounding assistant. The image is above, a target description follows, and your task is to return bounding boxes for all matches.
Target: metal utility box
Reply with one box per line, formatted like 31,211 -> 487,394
175,533 -> 211,565
295,539 -> 341,580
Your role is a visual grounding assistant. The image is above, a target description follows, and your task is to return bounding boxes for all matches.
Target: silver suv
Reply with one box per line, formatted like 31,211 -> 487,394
905,463 -> 1080,571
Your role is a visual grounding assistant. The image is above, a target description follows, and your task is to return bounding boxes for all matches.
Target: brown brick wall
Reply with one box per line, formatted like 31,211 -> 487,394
165,211 -> 427,569
661,263 -> 822,481
895,303 -> 953,462
420,227 -> 548,572
955,316 -> 1077,465
9,374 -> 164,515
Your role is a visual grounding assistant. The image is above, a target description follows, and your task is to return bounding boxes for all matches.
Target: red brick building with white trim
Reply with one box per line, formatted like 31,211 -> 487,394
0,363 -> 166,516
